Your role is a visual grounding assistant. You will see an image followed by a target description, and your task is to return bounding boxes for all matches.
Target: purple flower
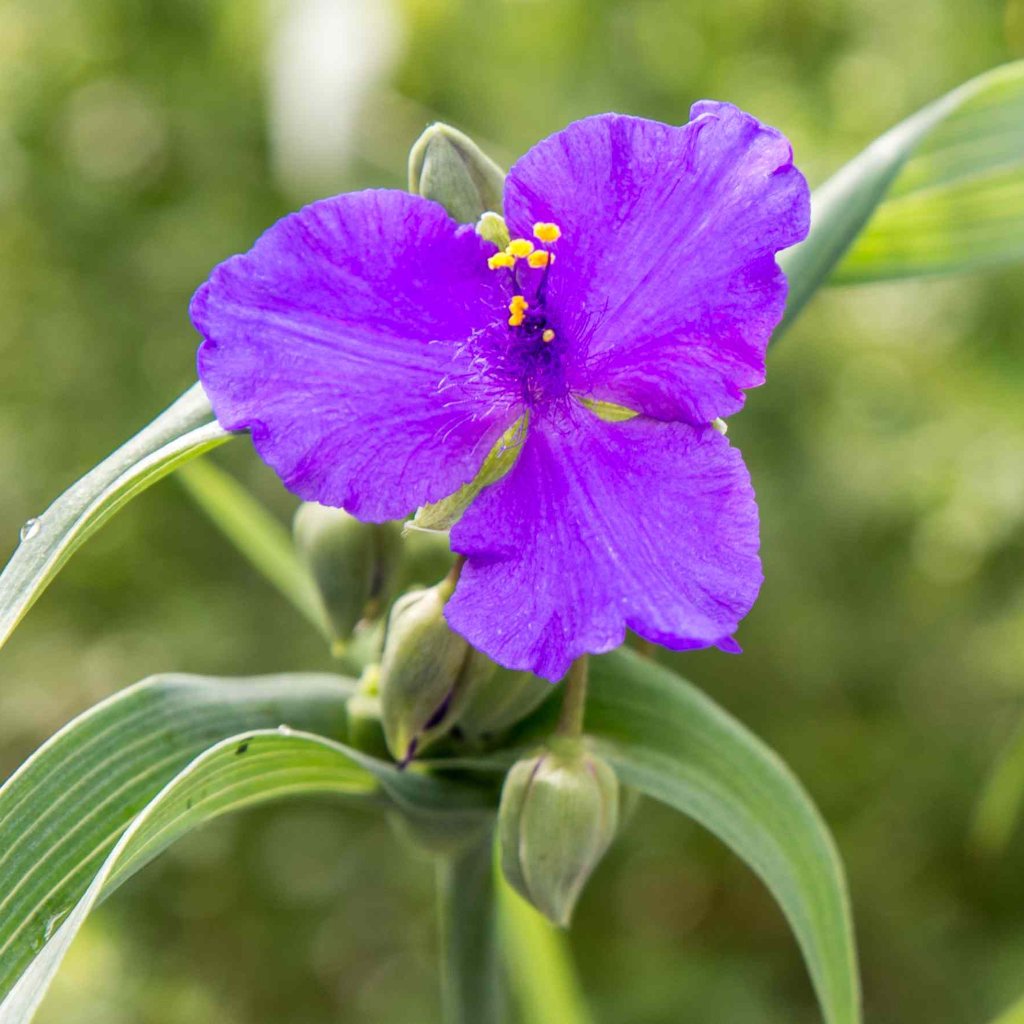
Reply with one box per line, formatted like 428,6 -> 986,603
191,104 -> 809,682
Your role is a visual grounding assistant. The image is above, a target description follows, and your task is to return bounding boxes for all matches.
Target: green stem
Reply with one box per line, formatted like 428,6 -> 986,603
437,831 -> 504,1024
556,657 -> 589,738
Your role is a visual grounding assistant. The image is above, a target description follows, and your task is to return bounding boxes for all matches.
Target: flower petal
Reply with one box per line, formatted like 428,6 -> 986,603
192,190 -> 518,521
503,106 -> 810,424
446,403 -> 762,681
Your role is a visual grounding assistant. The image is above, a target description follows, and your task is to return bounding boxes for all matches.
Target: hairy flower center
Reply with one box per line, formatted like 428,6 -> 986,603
484,222 -> 566,405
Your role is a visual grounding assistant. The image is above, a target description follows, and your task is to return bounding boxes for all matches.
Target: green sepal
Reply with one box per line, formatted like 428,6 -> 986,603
408,123 -> 506,224
409,416 -> 528,534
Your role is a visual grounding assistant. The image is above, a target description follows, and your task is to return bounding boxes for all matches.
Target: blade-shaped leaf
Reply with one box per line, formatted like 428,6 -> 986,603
584,649 -> 860,1024
0,671 -> 492,1022
970,713 -> 1024,858
0,384 -> 234,652
834,62 -> 1024,282
177,458 -> 327,637
0,671 -> 352,1006
0,727 -> 376,1024
780,60 -> 1024,327
498,866 -> 593,1024
991,993 -> 1024,1024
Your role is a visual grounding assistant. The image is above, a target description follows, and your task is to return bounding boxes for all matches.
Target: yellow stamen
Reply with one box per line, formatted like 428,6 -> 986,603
533,222 -> 561,243
542,328 -> 556,342
509,294 -> 528,311
506,238 -> 535,258
487,252 -> 515,270
527,250 -> 551,269
508,312 -> 526,327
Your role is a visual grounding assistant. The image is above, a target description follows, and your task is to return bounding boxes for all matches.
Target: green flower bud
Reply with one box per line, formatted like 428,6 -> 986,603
344,666 -> 390,761
453,650 -> 553,742
378,579 -> 471,764
408,122 -> 505,223
498,740 -> 620,927
292,502 -> 402,653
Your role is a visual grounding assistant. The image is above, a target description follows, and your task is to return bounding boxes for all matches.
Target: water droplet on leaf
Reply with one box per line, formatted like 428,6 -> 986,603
20,517 -> 42,542
43,910 -> 69,941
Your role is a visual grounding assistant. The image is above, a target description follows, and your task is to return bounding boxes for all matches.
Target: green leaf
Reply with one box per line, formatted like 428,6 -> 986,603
584,649 -> 860,1024
834,62 -> 1024,282
0,671 -> 491,1023
176,458 -> 328,637
0,383 -> 233,653
990,992 -> 1024,1024
497,867 -> 593,1024
780,60 -> 1024,328
970,713 -> 1024,858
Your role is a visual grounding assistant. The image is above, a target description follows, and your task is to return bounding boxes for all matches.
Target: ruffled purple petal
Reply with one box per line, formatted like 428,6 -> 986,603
503,105 -> 809,424
445,402 -> 762,681
193,190 -> 518,521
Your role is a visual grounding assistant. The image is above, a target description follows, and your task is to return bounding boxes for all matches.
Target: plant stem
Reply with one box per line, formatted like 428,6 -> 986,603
437,831 -> 503,1024
556,657 -> 589,738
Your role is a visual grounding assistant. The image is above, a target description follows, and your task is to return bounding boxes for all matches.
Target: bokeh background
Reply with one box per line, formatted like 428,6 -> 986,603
2,1 -> 1024,1021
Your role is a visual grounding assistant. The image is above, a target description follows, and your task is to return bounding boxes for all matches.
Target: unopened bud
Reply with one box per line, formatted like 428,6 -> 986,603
408,123 -> 505,223
378,579 -> 471,764
345,666 -> 390,761
454,650 -> 553,742
292,503 -> 402,652
499,740 -> 620,927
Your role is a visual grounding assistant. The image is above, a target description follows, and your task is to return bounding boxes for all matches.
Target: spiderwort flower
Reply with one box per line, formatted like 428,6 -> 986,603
191,104 -> 810,682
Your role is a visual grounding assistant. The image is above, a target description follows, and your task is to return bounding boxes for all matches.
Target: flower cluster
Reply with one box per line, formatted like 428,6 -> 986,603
191,104 -> 809,681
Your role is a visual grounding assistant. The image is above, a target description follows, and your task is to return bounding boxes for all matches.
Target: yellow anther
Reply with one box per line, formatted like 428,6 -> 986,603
509,295 -> 528,311
527,250 -> 551,269
507,238 -> 535,258
533,222 -> 561,243
542,328 -> 556,342
508,312 -> 526,327
488,252 -> 515,270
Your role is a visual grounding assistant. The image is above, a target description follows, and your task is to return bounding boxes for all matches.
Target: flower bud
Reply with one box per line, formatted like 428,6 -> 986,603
292,502 -> 402,652
498,740 -> 620,927
408,122 -> 505,223
378,579 -> 471,764
453,650 -> 553,742
344,666 -> 390,761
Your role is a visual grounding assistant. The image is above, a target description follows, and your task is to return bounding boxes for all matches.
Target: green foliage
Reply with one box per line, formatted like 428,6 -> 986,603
497,874 -> 593,1024
781,60 -> 1024,327
971,717 -> 1024,858
0,386 -> 231,654
0,670 -> 493,1023
835,62 -> 1024,283
585,650 -> 860,1024
0,671 -> 356,1017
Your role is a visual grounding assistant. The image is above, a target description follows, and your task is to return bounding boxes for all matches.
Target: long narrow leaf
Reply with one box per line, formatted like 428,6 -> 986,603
0,384 -> 232,651
780,60 -> 1024,327
991,992 -> 1024,1024
585,649 -> 860,1024
0,671 -> 353,1004
834,62 -> 1024,282
0,728 -> 376,1023
498,868 -> 593,1024
0,671 -> 493,1022
970,715 -> 1024,858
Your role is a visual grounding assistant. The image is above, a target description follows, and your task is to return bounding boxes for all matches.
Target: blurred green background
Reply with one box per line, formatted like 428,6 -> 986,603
2,0 -> 1024,1021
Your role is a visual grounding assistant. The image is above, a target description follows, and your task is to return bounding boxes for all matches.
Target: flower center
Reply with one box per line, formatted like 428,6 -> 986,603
482,222 -> 567,405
